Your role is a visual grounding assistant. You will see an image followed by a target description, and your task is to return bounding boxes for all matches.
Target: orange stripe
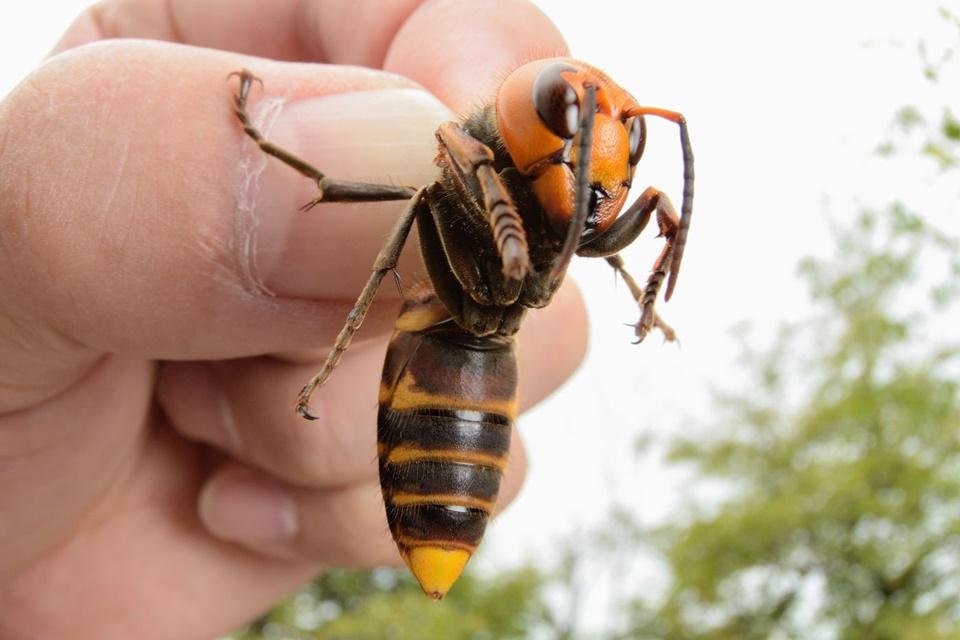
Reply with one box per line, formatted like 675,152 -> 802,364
378,381 -> 393,404
394,305 -> 450,332
389,492 -> 495,513
386,445 -> 508,471
388,375 -> 518,416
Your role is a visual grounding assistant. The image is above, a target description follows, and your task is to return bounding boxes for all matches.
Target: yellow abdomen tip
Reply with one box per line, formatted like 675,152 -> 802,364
403,546 -> 471,600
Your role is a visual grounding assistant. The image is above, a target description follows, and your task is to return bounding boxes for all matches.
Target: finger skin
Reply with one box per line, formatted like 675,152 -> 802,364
2,0 -> 568,409
159,282 -> 586,488
165,286 -> 584,562
0,40 -> 440,411
55,0 -> 426,65
0,354 -> 153,581
0,423 -> 322,640
0,0 -> 581,637
196,423 -> 528,565
386,0 -> 568,114
54,0 -> 568,113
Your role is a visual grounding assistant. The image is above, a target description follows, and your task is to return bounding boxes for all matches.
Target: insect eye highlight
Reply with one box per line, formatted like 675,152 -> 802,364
533,62 -> 580,139
627,116 -> 647,165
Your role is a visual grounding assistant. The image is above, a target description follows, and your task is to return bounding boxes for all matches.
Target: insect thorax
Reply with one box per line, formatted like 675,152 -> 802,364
458,105 -> 564,274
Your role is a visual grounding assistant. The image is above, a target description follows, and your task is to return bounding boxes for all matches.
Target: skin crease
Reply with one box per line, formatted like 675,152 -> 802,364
0,1 -> 589,638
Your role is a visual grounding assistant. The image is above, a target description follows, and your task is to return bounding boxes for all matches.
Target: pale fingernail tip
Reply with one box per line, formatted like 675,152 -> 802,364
199,473 -> 299,547
249,88 -> 450,299
278,89 -> 453,159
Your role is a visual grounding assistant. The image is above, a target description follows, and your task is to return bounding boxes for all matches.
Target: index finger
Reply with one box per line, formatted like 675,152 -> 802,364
55,0 -> 568,111
2,1 -> 575,407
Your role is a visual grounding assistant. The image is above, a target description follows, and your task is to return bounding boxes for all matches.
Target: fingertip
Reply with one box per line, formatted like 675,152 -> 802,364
199,462 -> 397,567
495,426 -> 529,515
198,466 -> 301,558
251,88 -> 449,300
517,281 -> 588,410
384,0 -> 569,112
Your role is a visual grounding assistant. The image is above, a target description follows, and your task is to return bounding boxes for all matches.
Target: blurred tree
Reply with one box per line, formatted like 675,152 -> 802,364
229,564 -> 556,640
880,5 -> 960,170
623,205 -> 960,640
615,7 -> 960,638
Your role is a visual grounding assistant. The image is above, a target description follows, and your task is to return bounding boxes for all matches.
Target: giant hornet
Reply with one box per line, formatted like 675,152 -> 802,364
228,58 -> 693,599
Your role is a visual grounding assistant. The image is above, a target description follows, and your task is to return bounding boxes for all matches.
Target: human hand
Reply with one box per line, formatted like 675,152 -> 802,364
0,1 -> 586,637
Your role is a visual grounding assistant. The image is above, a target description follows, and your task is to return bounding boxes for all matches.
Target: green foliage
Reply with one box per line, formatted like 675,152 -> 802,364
620,10 -> 960,631
230,566 -> 554,640
883,4 -> 960,167
622,206 -> 960,639
943,109 -> 960,141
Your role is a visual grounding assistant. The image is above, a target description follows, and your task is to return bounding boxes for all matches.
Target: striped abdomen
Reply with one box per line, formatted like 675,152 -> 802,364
378,288 -> 518,599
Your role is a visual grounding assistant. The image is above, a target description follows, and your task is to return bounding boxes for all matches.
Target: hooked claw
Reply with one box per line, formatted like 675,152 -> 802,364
633,308 -> 656,343
299,179 -> 327,212
296,402 -> 319,421
630,309 -> 677,344
296,384 -> 319,421
299,197 -> 322,213
226,69 -> 263,97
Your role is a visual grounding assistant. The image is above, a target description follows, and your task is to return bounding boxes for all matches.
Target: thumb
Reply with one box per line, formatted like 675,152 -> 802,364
0,39 -> 451,412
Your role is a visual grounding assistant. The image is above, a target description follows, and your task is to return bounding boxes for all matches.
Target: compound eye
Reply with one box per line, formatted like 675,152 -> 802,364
627,116 -> 647,165
533,62 -> 580,139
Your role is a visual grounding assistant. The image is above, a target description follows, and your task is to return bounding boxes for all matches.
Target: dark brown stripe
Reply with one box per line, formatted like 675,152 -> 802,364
382,460 -> 502,505
378,407 -> 512,457
386,503 -> 488,547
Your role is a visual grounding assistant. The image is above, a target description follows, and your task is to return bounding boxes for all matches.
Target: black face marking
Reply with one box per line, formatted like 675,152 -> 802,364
586,185 -> 606,229
533,62 -> 581,139
627,115 -> 647,165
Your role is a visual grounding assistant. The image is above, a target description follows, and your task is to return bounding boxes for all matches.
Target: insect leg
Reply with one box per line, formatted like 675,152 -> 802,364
436,122 -> 530,280
577,187 -> 681,342
295,188 -> 428,420
604,254 -> 677,343
624,106 -> 694,300
229,69 -> 416,205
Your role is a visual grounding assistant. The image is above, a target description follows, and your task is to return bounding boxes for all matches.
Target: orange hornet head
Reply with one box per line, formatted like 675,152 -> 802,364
495,58 -> 647,236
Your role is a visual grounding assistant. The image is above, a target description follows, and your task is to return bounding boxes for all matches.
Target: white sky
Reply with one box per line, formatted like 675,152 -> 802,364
2,0 -> 958,630
502,1 -> 960,628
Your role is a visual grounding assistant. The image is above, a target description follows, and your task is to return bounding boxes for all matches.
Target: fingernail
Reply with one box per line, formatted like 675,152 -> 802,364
199,470 -> 299,553
241,89 -> 452,299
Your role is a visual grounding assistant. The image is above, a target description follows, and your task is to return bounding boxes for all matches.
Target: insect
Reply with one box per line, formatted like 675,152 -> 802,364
228,58 -> 693,599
